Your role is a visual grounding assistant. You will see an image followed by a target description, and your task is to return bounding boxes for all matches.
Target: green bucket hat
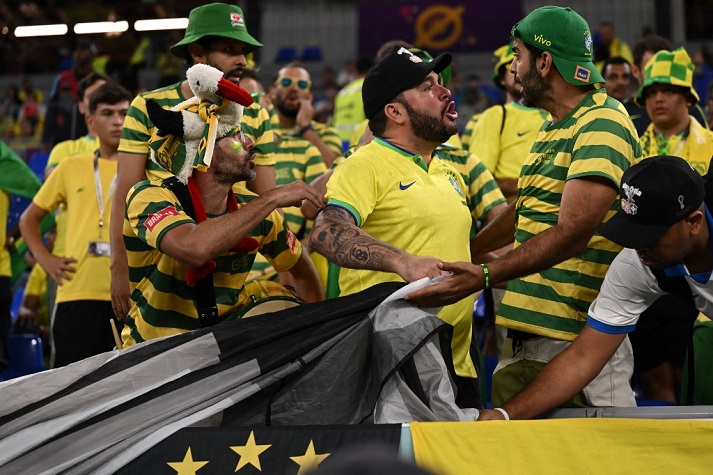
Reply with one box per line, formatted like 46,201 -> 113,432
171,3 -> 263,60
511,6 -> 604,86
634,47 -> 699,106
492,42 -> 515,88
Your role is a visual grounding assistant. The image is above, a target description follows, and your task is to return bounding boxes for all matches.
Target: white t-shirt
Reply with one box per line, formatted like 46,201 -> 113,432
588,248 -> 713,334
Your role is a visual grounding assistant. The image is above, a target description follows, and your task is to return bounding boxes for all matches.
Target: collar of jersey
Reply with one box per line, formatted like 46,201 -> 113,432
544,89 -> 602,130
374,136 -> 429,172
663,204 -> 713,284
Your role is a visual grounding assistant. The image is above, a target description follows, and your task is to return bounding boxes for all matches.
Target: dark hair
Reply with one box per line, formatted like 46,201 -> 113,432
88,83 -> 132,114
77,72 -> 111,102
274,61 -> 309,83
633,34 -> 671,69
522,40 -> 546,70
603,56 -> 631,75
376,40 -> 413,61
356,56 -> 375,75
367,92 -> 405,136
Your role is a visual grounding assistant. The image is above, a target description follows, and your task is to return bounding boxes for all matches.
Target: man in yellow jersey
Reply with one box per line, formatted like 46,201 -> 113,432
407,6 -> 641,414
109,3 -> 277,321
121,71 -> 323,347
310,47 -> 482,408
466,42 -> 548,202
43,73 -> 109,318
20,84 -> 132,367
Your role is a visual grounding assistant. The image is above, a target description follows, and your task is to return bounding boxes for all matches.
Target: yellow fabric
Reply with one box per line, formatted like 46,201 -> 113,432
0,191 -> 10,277
327,138 -> 476,378
46,135 -> 99,257
639,117 -> 713,175
468,102 -> 548,201
23,263 -> 48,324
332,77 -> 365,142
32,154 -> 115,303
411,419 -> 713,475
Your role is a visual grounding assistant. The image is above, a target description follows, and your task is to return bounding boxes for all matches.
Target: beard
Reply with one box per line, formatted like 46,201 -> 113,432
401,100 -> 458,144
212,142 -> 256,185
273,93 -> 299,119
518,66 -> 547,108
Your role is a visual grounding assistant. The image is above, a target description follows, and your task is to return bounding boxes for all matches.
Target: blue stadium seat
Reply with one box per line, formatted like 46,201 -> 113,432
0,334 -> 46,380
275,47 -> 297,63
9,286 -> 24,326
301,46 -> 323,61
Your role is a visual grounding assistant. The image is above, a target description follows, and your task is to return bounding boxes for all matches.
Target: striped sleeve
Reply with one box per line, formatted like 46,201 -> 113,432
242,103 -> 276,166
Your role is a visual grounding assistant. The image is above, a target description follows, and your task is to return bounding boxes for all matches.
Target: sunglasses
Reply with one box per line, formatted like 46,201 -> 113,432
275,77 -> 311,90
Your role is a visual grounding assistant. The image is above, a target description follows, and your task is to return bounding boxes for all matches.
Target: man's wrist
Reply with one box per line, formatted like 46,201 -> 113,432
297,123 -> 315,136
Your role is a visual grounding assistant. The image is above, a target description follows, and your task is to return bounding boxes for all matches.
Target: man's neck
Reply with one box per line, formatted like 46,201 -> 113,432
193,171 -> 232,215
98,144 -> 118,161
684,215 -> 713,274
544,82 -> 594,123
654,116 -> 690,140
385,133 -> 438,166
278,113 -> 296,130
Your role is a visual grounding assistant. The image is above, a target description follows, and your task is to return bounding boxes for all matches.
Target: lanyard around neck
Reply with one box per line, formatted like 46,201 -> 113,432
93,150 -> 117,234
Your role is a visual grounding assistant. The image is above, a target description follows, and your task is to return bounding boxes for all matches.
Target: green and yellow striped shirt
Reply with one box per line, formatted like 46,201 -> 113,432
497,89 -> 641,340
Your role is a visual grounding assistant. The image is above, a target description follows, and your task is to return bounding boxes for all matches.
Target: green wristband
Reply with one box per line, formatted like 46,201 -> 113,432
480,263 -> 490,289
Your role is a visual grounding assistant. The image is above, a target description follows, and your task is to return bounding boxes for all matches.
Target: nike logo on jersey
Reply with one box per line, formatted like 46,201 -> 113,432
516,131 -> 528,137
399,181 -> 416,190
76,187 -> 85,193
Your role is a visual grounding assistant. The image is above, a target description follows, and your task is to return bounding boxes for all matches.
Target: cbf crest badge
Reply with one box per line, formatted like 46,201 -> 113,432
448,176 -> 463,196
621,182 -> 642,215
584,30 -> 593,56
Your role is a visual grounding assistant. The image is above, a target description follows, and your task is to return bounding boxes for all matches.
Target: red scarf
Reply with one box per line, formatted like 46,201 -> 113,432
184,177 -> 259,286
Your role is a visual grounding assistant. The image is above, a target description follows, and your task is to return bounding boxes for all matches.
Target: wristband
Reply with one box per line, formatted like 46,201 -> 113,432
480,263 -> 490,289
493,407 -> 510,420
298,123 -> 315,136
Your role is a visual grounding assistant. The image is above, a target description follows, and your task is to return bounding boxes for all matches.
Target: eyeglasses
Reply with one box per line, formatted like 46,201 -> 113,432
275,77 -> 311,90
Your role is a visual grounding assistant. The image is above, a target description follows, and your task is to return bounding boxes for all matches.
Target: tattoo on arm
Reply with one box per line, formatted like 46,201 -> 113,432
311,207 -> 403,272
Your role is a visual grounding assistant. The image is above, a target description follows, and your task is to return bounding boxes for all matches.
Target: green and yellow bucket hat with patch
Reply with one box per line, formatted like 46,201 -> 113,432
492,42 -> 515,88
635,47 -> 699,106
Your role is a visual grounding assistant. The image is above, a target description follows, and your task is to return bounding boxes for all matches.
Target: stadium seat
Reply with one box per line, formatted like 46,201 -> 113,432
0,333 -> 46,380
275,47 -> 297,63
9,286 -> 24,326
301,46 -> 323,61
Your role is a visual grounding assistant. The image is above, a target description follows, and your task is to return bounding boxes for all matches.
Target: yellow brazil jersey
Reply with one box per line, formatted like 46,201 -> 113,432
639,117 -> 713,175
121,181 -> 301,346
46,135 -> 99,257
326,137 -> 476,378
32,154 -> 117,303
468,102 -> 548,201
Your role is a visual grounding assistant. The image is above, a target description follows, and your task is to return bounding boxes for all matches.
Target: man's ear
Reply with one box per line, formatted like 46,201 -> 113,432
384,102 -> 406,125
186,43 -> 206,64
539,52 -> 554,77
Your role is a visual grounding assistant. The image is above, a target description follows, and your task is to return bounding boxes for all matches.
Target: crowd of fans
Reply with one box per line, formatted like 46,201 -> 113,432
2,3 -> 713,421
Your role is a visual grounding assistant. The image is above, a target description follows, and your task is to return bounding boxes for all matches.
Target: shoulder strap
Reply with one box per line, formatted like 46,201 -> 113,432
500,104 -> 507,135
162,177 -> 220,327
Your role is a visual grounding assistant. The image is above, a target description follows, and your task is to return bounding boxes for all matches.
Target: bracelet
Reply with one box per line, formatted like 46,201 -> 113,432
480,263 -> 490,289
493,407 -> 510,420
298,123 -> 314,136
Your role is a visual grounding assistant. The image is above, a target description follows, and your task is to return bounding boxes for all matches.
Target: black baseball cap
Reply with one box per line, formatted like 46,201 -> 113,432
362,47 -> 452,120
599,156 -> 705,249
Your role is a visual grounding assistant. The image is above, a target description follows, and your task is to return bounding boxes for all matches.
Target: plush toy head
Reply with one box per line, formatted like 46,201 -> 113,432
147,64 -> 254,183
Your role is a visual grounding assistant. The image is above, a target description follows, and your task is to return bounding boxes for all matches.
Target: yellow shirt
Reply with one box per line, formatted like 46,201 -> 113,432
327,137 -> 476,378
32,154 -> 116,303
0,191 -> 10,277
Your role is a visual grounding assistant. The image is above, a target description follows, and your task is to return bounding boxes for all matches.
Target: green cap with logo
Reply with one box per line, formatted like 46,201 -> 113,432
171,3 -> 263,60
635,47 -> 699,106
511,6 -> 604,86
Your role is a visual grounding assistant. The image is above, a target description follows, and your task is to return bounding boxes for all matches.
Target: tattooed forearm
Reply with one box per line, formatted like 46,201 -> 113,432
310,206 -> 404,272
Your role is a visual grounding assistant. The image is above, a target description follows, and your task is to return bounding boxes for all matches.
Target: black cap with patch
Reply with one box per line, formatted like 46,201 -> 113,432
599,156 -> 705,249
362,47 -> 452,120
